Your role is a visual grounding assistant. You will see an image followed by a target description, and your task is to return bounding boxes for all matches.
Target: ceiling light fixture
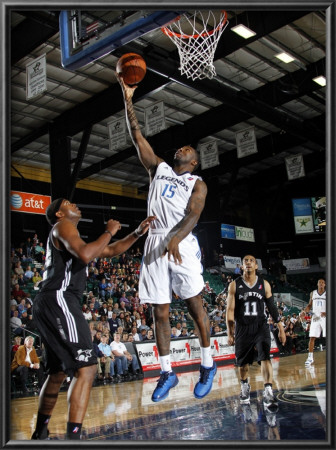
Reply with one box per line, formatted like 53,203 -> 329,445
231,24 -> 256,39
275,52 -> 295,63
312,75 -> 326,87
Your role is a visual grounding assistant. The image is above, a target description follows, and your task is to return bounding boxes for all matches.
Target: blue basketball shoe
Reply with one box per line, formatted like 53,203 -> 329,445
151,371 -> 179,402
194,361 -> 217,399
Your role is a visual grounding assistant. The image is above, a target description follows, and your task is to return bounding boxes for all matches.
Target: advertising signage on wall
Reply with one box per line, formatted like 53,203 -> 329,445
223,255 -> 263,270
292,197 -> 326,234
221,224 -> 255,242
221,224 -> 236,239
10,191 -> 51,215
135,333 -> 277,377
235,226 -> 255,242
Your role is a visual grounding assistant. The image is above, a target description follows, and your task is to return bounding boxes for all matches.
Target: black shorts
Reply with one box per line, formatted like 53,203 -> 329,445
33,290 -> 97,376
235,321 -> 271,367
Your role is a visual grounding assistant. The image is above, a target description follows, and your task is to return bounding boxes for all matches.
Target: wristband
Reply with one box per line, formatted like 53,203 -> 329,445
104,230 -> 113,239
134,229 -> 142,237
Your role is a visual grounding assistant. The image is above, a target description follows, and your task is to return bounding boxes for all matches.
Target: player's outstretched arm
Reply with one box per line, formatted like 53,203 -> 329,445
99,216 -> 156,258
54,218 -> 121,264
116,73 -> 163,177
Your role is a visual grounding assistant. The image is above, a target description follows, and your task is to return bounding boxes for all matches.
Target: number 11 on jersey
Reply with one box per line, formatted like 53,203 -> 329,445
244,301 -> 258,316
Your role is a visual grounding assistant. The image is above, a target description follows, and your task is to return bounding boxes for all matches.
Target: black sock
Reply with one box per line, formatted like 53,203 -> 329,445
66,422 -> 82,439
32,412 -> 50,439
264,383 -> 272,388
241,379 -> 248,383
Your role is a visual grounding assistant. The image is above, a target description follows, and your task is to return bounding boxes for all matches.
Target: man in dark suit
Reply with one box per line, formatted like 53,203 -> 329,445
108,311 -> 121,335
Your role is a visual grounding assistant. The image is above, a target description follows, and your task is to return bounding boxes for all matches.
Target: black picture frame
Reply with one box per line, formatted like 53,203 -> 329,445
2,0 -> 335,449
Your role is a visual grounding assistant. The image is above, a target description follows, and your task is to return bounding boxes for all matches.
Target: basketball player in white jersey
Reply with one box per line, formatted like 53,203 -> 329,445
304,278 -> 326,366
118,74 -> 216,402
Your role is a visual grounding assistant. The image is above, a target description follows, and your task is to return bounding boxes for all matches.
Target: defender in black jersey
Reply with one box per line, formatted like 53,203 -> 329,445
226,255 -> 286,411
31,198 -> 154,440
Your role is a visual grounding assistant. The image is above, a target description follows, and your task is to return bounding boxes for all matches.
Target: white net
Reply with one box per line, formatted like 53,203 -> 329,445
162,10 -> 229,81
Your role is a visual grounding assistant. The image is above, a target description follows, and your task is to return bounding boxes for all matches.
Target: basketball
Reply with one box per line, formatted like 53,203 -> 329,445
116,53 -> 147,85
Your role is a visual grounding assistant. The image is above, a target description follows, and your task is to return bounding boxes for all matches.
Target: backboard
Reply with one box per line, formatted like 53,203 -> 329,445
59,10 -> 181,70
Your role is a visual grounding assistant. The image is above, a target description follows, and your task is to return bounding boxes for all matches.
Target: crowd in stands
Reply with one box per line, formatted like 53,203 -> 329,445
269,303 -> 313,355
10,233 -> 322,396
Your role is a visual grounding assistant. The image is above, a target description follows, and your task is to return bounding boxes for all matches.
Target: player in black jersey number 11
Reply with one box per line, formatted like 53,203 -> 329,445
226,255 -> 286,411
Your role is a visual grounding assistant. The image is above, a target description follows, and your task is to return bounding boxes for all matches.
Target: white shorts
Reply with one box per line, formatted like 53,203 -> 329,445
139,229 -> 204,304
309,316 -> 326,338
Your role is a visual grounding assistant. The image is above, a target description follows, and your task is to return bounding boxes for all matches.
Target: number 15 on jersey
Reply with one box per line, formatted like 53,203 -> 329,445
161,184 -> 176,198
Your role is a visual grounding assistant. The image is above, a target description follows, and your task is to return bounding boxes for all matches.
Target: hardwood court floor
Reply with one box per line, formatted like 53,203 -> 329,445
10,351 -> 326,441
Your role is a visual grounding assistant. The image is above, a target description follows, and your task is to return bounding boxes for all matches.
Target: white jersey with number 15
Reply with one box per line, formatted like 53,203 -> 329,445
147,162 -> 202,230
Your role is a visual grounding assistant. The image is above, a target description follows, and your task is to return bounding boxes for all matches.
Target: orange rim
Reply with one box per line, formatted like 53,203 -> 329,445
161,10 -> 228,39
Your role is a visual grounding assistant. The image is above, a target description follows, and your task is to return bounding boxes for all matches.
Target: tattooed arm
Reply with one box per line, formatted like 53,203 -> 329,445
116,74 -> 163,179
163,179 -> 207,264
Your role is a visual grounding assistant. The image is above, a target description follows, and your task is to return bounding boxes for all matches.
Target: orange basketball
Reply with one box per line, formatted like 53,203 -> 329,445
116,53 -> 147,85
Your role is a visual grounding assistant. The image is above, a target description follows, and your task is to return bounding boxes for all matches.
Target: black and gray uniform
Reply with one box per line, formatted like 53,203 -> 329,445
32,229 -> 97,376
234,276 -> 279,366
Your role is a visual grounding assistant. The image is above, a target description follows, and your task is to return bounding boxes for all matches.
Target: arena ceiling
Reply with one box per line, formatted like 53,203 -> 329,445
10,7 -> 327,232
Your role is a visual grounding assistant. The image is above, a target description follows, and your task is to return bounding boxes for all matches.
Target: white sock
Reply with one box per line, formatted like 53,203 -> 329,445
201,346 -> 213,368
309,352 -> 314,359
160,355 -> 172,372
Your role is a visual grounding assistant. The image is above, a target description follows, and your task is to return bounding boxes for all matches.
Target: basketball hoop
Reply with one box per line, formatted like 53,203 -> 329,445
161,10 -> 229,81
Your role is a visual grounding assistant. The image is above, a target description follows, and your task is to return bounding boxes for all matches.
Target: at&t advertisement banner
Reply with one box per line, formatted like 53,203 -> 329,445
11,191 -> 51,215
